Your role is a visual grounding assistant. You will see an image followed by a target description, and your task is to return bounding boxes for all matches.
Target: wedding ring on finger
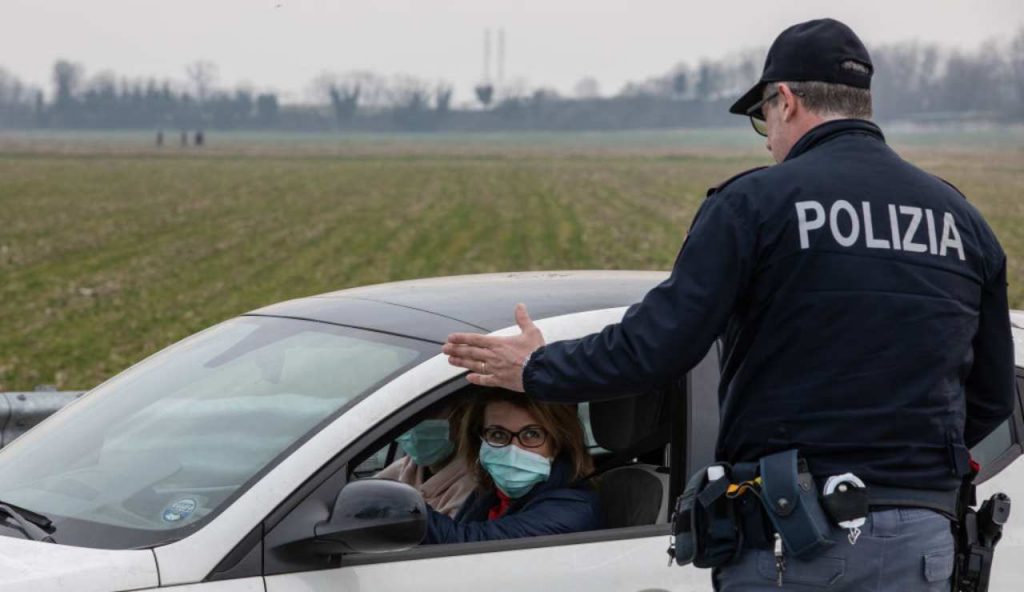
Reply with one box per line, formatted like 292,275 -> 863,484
481,362 -> 487,374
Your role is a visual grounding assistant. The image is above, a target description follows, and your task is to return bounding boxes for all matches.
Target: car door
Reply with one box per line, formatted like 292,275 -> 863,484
259,347 -> 722,592
264,537 -> 707,592
258,327 -> 1024,592
972,366 -> 1024,590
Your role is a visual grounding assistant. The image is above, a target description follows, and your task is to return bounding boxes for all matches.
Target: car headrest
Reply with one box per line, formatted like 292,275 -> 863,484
588,389 -> 671,454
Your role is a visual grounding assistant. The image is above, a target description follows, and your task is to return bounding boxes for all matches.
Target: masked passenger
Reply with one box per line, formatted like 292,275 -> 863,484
423,390 -> 600,543
377,400 -> 476,517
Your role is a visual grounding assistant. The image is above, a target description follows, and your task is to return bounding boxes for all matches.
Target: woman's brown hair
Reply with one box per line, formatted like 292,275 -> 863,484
458,388 -> 594,491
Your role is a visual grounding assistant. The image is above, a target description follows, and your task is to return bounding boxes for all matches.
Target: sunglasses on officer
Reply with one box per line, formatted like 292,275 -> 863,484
745,86 -> 805,137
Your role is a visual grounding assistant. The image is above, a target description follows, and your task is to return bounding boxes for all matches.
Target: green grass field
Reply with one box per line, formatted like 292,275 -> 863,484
2,128 -> 1022,390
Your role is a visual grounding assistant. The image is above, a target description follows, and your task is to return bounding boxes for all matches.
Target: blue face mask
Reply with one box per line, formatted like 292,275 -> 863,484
479,442 -> 553,499
396,419 -> 454,467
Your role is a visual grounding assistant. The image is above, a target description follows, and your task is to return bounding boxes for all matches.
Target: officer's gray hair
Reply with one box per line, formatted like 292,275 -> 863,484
764,62 -> 873,119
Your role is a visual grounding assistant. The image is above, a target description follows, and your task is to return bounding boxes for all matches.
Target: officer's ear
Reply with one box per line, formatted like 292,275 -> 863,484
777,83 -> 800,122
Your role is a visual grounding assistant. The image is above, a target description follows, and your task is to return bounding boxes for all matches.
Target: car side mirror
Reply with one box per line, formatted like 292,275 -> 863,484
305,479 -> 427,555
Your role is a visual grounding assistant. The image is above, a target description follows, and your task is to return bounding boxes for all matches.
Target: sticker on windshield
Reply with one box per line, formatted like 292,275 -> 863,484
162,498 -> 198,523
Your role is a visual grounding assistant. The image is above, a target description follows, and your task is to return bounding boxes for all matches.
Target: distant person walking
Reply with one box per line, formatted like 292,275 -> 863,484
155,130 -> 164,147
194,130 -> 205,147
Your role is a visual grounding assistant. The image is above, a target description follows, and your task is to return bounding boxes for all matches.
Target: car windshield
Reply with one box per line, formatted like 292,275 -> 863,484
0,315 -> 431,549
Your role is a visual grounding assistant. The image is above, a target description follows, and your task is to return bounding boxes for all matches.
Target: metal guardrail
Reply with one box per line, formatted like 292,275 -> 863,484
0,390 -> 84,447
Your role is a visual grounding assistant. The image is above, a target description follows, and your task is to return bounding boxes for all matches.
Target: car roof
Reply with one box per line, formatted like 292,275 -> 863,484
245,270 -> 667,343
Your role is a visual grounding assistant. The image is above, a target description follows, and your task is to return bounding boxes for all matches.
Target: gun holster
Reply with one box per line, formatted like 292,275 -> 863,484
953,478 -> 1011,592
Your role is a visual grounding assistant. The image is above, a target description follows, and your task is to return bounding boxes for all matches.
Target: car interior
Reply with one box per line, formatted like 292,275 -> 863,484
350,384 -> 678,533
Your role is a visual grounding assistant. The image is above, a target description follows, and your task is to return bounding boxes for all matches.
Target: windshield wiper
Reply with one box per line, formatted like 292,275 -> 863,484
0,502 -> 55,543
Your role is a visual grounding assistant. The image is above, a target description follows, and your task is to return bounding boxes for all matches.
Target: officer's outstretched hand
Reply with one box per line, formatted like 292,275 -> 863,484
443,303 -> 545,392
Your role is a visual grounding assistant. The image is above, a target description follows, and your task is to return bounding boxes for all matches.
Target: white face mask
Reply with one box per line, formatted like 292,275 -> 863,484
396,419 -> 453,466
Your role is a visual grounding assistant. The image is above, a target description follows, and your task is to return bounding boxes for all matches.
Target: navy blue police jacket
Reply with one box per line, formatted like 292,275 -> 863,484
523,119 -> 1015,491
423,456 -> 600,543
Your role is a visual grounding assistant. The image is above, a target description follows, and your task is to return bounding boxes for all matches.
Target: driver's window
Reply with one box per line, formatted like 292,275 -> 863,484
261,385 -> 677,578
359,401 -> 608,485
351,443 -> 394,478
346,385 -> 670,551
353,389 -> 605,533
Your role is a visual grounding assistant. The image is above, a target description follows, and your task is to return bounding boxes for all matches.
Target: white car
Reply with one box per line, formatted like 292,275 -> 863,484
0,271 -> 1021,592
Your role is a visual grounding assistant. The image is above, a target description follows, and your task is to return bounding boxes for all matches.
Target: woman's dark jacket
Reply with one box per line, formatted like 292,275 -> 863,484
423,456 -> 600,544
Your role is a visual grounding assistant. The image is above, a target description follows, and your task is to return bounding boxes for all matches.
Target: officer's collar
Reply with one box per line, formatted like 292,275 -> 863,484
784,118 -> 885,162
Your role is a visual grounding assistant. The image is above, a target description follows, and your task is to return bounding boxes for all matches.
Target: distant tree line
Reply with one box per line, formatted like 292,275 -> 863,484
0,29 -> 1021,132
0,59 -> 279,130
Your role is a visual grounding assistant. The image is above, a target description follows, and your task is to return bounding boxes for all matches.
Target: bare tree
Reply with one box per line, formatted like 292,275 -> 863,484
735,50 -> 763,90
0,67 -> 37,127
671,69 -> 688,99
618,73 -> 671,98
316,75 -> 358,123
574,76 -> 601,99
87,71 -> 118,97
1012,28 -> 1024,113
256,93 -> 279,125
312,70 -> 389,117
497,76 -> 530,102
694,60 -> 720,101
52,60 -> 84,108
942,46 -> 1002,113
50,60 -> 85,126
435,83 -> 453,114
350,72 -> 388,108
0,68 -> 26,106
185,60 -> 218,103
388,75 -> 432,110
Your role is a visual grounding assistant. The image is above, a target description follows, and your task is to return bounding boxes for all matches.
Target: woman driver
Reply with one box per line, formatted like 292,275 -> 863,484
423,389 -> 600,543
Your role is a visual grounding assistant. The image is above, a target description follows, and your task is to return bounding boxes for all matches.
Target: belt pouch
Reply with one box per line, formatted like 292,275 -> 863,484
758,450 -> 834,559
671,464 -> 742,567
731,462 -> 772,549
693,471 -> 742,567
669,468 -> 704,565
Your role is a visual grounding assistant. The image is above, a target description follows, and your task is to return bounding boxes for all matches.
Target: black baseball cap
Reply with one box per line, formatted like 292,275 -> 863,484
729,18 -> 873,116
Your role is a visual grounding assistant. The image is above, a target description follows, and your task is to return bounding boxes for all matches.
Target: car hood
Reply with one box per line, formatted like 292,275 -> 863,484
0,535 -> 158,592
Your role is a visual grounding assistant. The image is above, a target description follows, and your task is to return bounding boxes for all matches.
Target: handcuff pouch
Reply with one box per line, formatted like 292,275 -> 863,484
758,449 -> 834,559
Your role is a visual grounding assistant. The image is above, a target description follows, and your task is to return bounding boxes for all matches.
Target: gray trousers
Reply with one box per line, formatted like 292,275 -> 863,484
713,508 -> 955,591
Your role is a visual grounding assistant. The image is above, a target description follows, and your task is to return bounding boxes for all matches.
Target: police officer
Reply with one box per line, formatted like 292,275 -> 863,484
443,18 -> 1016,591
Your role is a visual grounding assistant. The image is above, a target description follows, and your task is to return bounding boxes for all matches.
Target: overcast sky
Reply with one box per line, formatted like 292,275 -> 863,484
3,0 -> 1022,103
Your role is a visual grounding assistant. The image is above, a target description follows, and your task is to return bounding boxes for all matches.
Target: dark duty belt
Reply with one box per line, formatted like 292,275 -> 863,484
737,483 -> 960,550
866,484 -> 959,518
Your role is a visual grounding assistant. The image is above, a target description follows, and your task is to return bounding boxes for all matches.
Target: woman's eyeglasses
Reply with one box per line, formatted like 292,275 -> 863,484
482,425 -> 548,448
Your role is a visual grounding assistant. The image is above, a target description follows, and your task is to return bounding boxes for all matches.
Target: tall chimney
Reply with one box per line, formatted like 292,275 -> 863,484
497,28 -> 506,86
483,28 -> 492,82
